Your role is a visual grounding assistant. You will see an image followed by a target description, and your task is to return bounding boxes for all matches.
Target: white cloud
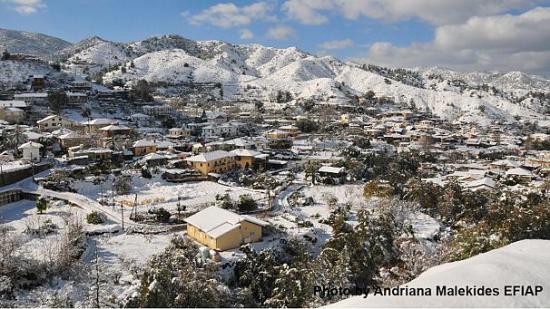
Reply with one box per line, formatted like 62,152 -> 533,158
360,7 -> 550,75
282,0 -> 333,25
239,28 -> 254,40
433,7 -> 550,52
266,25 -> 295,40
283,0 -> 537,25
3,0 -> 45,14
188,2 -> 274,28
318,39 -> 354,50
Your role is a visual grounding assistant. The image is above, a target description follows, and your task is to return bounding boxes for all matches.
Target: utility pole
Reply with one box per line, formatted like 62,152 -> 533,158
132,193 -> 138,220
121,203 -> 124,231
0,159 -> 5,186
94,250 -> 100,308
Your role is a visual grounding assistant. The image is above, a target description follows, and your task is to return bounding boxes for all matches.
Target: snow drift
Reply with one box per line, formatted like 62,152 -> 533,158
331,239 -> 550,308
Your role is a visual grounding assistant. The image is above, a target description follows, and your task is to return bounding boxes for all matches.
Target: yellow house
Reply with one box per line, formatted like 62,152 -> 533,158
59,131 -> 91,149
168,127 -> 192,138
185,150 -> 236,175
230,149 -> 268,170
279,125 -> 300,137
185,206 -> 268,251
133,139 -> 157,156
265,129 -> 291,140
37,115 -> 77,131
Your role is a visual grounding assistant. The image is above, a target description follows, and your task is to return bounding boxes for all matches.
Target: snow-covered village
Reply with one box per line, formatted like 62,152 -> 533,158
1,1 -> 550,308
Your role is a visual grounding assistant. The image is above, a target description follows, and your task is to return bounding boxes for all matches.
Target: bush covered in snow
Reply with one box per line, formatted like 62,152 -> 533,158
130,236 -> 230,307
86,211 -> 105,225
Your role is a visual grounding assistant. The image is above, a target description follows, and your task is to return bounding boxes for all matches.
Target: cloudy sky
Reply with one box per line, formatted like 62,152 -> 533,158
1,0 -> 550,75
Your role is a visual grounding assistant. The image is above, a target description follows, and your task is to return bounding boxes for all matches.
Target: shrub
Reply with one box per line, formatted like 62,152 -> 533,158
36,198 -> 48,214
86,211 -> 105,225
237,194 -> 258,212
215,193 -> 234,209
148,207 -> 171,223
363,180 -> 394,198
141,168 -> 152,179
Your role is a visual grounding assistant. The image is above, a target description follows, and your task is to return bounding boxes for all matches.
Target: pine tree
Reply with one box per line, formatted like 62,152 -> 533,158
36,198 -> 48,214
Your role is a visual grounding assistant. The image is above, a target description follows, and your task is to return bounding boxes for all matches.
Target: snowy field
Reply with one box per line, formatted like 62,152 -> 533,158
72,173 -> 266,213
0,199 -> 86,262
0,198 -> 180,306
262,184 -> 440,253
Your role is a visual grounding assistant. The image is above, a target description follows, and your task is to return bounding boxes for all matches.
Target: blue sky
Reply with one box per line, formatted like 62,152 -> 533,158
1,0 -> 550,75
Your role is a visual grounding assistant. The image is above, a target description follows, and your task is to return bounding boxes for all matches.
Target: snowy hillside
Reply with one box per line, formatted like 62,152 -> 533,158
103,49 -> 245,85
91,35 -> 549,126
332,239 -> 550,308
421,67 -> 550,94
0,28 -> 548,126
62,36 -> 130,67
127,35 -> 201,58
0,60 -> 61,85
0,28 -> 71,57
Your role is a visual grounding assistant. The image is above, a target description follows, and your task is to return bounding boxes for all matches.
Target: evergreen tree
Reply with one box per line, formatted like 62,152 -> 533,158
36,198 -> 48,214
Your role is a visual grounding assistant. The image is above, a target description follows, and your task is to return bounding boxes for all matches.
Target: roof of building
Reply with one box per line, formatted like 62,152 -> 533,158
206,111 -> 227,119
59,132 -> 85,140
13,92 -> 48,98
224,138 -> 255,147
66,91 -> 87,97
3,107 -> 24,112
37,115 -> 63,123
51,128 -> 73,136
99,124 -> 130,131
185,150 -> 235,163
23,131 -> 43,141
141,153 -> 166,162
82,118 -> 117,126
130,113 -> 150,119
133,139 -> 156,147
230,148 -> 262,157
490,159 -> 520,168
0,100 -> 28,108
506,167 -> 533,177
185,206 -> 268,238
156,140 -> 176,148
464,177 -> 497,190
18,141 -> 43,149
318,166 -> 345,174
279,125 -> 299,130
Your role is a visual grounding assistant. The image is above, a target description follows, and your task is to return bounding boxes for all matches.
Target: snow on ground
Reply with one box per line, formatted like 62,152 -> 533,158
0,199 -> 85,262
91,233 -> 175,266
72,173 -> 265,213
301,184 -> 366,208
405,211 -> 441,240
332,239 -> 550,308
265,184 -> 441,251
262,184 -> 366,252
0,198 -> 179,306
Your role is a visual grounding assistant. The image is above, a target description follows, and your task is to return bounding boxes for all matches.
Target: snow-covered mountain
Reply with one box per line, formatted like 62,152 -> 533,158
0,28 -> 71,57
1,28 -> 549,126
331,239 -> 550,308
61,36 -> 130,67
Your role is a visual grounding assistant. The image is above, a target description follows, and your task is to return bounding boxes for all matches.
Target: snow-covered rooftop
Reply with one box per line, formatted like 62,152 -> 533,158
185,206 -> 268,238
185,150 -> 235,163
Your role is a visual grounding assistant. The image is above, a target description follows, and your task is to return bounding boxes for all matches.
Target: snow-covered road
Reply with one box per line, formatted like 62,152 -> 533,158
2,171 -> 139,228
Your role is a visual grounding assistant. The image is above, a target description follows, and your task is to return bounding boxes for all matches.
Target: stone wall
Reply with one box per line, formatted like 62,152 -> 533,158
0,162 -> 51,187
